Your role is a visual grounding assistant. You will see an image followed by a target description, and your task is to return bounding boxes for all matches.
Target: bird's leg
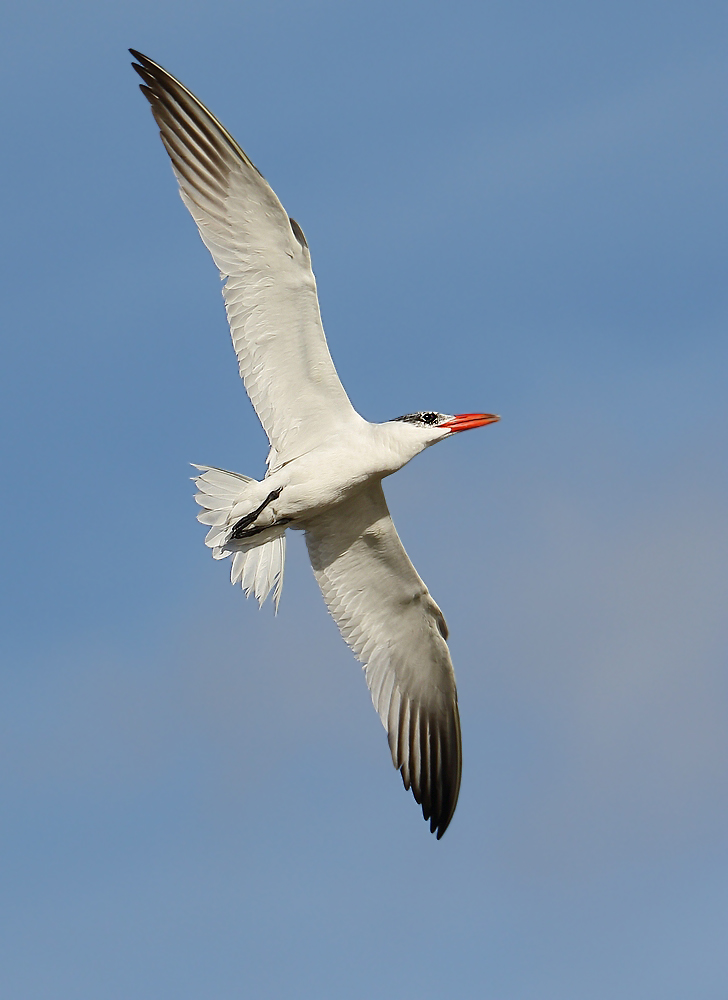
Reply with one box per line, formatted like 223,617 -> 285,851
229,487 -> 283,539
231,517 -> 291,540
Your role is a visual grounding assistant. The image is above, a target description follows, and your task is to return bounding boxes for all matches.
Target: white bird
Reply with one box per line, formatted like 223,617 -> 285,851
131,50 -> 499,838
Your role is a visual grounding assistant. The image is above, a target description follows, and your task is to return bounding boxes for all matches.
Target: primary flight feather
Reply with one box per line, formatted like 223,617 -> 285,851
131,49 -> 499,837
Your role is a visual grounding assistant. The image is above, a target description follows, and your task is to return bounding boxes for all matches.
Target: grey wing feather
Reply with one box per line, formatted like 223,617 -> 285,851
305,483 -> 462,838
130,50 -> 359,462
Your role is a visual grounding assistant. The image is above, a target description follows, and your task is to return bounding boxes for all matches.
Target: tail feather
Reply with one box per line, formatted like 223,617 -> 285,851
192,465 -> 286,611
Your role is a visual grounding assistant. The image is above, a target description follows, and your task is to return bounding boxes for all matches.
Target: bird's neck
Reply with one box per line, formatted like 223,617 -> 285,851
369,420 -> 445,477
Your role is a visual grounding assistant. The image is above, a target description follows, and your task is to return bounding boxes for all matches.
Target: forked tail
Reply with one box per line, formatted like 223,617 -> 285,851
192,465 -> 287,611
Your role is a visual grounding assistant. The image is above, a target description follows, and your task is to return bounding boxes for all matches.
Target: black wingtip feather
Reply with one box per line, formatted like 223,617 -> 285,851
426,701 -> 462,839
390,693 -> 462,839
130,50 -> 266,181
130,48 -> 154,68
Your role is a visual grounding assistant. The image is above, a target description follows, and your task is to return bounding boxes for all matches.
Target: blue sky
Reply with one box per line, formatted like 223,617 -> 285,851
1,1 -> 726,997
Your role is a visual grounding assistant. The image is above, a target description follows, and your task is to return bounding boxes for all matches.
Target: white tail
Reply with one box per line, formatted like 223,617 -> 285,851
192,465 -> 287,611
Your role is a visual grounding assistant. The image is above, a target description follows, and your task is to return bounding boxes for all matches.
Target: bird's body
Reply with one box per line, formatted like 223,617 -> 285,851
238,419 -> 446,523
131,50 -> 499,837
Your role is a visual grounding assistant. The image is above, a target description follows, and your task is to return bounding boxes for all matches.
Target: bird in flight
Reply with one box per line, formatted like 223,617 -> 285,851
131,50 -> 499,838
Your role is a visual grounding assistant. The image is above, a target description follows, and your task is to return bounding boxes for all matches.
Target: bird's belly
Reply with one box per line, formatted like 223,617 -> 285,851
269,451 -> 382,524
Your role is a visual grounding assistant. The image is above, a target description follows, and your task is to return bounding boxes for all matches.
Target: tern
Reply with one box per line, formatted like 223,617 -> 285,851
131,50 -> 499,838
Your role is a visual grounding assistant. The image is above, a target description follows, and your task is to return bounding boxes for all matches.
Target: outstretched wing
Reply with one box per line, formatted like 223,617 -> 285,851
131,50 -> 360,464
305,482 -> 462,838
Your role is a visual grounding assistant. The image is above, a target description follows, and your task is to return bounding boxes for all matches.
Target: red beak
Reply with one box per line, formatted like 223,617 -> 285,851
439,412 -> 500,433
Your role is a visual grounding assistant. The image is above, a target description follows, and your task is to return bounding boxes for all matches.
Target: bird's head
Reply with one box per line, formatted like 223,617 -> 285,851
393,410 -> 500,441
382,411 -> 500,467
